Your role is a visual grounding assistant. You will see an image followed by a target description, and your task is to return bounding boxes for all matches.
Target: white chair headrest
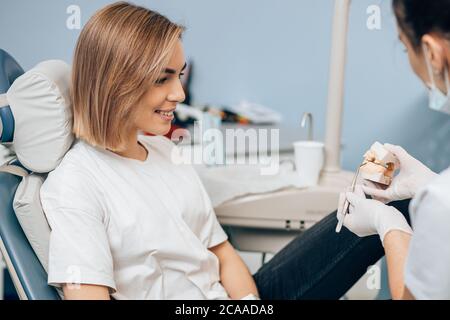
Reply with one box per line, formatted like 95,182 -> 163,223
5,60 -> 73,173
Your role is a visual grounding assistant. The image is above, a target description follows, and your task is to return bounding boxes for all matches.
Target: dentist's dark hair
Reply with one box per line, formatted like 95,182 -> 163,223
393,0 -> 450,50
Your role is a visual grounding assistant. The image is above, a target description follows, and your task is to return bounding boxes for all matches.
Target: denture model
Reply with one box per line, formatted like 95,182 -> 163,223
360,142 -> 398,185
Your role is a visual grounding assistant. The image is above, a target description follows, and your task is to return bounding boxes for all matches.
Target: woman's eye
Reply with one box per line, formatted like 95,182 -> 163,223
156,72 -> 184,85
156,77 -> 168,85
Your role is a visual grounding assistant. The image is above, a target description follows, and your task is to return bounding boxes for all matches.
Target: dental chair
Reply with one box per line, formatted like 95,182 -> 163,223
0,49 -> 73,299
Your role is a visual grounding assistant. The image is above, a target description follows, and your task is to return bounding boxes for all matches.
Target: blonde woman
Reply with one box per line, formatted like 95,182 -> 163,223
41,1 -> 410,300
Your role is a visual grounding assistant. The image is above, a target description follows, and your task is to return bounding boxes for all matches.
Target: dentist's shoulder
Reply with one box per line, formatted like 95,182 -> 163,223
411,166 -> 450,215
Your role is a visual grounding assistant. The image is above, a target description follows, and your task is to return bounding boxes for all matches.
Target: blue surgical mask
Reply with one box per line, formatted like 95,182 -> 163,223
423,45 -> 450,115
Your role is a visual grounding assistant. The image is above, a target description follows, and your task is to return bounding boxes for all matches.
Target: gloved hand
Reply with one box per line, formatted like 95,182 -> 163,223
337,185 -> 412,243
362,143 -> 437,203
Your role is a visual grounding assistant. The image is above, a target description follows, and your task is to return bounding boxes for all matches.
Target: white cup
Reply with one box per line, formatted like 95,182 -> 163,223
293,141 -> 324,186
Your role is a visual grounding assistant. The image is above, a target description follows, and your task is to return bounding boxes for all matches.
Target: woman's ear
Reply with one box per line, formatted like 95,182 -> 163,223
422,34 -> 447,75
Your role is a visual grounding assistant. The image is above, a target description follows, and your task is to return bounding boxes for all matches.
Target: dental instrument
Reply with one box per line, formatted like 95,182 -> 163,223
335,163 -> 362,233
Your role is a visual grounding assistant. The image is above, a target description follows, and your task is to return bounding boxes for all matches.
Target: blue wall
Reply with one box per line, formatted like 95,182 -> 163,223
1,0 -> 449,172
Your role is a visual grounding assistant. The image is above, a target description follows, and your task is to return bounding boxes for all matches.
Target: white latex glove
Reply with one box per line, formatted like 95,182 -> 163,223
337,185 -> 412,243
362,143 -> 437,203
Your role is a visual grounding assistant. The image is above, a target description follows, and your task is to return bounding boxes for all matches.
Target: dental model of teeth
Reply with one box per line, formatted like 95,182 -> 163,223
360,142 -> 398,185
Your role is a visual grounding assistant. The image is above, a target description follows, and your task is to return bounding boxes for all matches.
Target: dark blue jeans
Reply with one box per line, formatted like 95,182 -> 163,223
252,200 -> 411,300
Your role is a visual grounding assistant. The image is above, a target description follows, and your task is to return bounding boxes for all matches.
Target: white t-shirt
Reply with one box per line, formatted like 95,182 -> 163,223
405,167 -> 450,300
40,135 -> 229,300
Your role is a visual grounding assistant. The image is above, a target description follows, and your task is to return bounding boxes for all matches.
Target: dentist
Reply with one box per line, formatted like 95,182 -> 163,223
339,0 -> 450,300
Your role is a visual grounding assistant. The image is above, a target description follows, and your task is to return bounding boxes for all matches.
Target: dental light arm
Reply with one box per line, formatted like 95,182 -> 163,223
323,0 -> 351,173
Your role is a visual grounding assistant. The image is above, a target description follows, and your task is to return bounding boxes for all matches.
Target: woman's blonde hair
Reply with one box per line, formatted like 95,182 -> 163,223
71,1 -> 184,151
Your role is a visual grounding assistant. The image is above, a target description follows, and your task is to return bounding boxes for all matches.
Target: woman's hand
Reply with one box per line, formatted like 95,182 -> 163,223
337,185 -> 412,243
362,144 -> 437,203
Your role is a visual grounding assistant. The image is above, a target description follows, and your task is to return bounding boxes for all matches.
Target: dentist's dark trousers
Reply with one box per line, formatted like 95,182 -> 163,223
252,200 -> 411,299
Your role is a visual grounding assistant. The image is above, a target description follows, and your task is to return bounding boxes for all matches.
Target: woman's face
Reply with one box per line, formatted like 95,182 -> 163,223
134,40 -> 186,136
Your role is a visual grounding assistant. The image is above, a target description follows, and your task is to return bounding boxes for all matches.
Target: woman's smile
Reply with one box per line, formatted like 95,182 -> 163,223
154,107 -> 176,121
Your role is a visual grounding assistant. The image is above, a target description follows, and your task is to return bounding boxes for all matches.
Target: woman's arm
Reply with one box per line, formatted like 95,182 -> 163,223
209,241 -> 259,299
383,230 -> 414,300
63,284 -> 111,300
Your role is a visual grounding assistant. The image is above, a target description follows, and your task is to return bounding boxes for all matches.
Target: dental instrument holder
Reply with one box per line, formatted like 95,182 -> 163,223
323,0 -> 351,173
